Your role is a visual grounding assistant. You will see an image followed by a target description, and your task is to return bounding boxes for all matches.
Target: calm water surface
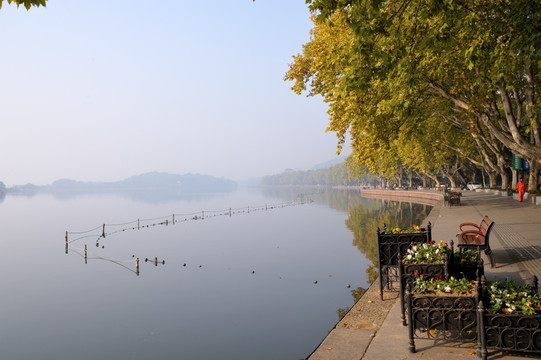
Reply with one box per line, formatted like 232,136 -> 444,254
0,187 -> 431,360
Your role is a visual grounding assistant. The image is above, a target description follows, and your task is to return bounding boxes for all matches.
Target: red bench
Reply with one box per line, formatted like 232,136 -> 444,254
456,215 -> 495,268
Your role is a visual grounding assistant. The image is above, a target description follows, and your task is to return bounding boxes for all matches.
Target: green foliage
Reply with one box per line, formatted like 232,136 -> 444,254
291,1 -> 541,177
454,249 -> 480,266
487,279 -> 541,315
0,0 -> 47,10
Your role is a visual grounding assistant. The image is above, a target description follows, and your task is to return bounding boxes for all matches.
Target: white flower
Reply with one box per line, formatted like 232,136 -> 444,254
444,286 -> 451,293
407,254 -> 412,260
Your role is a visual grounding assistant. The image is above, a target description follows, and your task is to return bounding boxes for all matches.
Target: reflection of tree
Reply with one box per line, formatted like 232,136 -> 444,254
260,187 -> 368,213
345,199 -> 432,285
261,188 -> 434,321
337,286 -> 367,319
261,187 -> 433,285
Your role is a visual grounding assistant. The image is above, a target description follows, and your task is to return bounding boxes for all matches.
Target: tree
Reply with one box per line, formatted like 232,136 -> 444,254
0,0 -> 47,9
299,1 -> 541,190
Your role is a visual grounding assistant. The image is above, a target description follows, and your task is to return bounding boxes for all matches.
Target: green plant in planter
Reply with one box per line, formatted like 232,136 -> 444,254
384,225 -> 422,234
403,240 -> 451,264
487,279 -> 541,315
414,275 -> 475,296
454,249 -> 480,266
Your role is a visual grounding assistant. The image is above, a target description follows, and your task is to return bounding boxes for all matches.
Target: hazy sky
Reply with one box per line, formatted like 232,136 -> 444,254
0,0 -> 349,186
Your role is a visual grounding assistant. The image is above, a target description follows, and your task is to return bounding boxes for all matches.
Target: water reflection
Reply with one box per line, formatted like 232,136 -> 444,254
52,188 -> 433,359
9,187 -> 235,204
345,198 -> 432,284
259,186 -> 365,212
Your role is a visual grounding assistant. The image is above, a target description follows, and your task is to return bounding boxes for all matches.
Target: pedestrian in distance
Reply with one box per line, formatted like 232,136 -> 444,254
517,177 -> 526,202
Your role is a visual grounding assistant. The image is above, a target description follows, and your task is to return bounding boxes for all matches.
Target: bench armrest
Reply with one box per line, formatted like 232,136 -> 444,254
458,229 -> 484,237
459,222 -> 481,231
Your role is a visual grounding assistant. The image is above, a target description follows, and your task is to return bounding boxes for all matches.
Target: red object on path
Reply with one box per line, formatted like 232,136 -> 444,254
517,178 -> 526,202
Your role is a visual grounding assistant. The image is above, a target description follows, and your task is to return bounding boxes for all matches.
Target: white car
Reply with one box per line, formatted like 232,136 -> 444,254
466,182 -> 482,190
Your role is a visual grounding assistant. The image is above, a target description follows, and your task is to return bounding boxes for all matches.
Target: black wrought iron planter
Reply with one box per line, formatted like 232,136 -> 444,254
451,259 -> 484,281
377,223 -> 432,300
406,284 -> 480,353
451,249 -> 484,281
399,255 -> 451,326
477,276 -> 541,360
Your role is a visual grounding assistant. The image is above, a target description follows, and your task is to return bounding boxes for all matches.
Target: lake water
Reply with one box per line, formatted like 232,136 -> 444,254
0,187 -> 431,360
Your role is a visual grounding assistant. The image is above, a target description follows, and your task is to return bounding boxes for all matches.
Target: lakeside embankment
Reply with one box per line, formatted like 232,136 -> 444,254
307,189 -> 541,360
359,189 -> 444,207
306,189 -> 443,360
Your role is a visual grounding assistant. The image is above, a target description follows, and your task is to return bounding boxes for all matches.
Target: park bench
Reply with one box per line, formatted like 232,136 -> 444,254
456,215 -> 495,268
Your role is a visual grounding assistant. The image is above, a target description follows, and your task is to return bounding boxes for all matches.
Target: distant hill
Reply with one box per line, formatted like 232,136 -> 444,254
7,172 -> 237,195
310,157 -> 345,170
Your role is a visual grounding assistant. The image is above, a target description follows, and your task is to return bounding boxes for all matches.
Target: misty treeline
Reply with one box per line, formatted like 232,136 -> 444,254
261,161 -> 379,187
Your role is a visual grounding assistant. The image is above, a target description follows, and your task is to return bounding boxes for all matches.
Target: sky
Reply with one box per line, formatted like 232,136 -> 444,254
0,0 -> 350,186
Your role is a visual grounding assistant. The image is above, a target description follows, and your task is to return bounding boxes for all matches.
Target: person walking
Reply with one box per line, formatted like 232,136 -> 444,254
517,177 -> 526,202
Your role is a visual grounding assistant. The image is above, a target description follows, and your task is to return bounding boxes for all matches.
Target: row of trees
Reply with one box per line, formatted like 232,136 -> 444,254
286,0 -> 541,191
261,161 -> 380,186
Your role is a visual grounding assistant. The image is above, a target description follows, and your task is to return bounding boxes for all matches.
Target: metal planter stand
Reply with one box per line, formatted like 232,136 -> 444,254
406,280 -> 481,353
451,258 -> 484,281
477,276 -> 541,360
400,251 -> 452,326
377,222 -> 432,300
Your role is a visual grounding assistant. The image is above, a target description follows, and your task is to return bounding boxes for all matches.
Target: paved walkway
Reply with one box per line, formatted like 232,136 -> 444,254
308,190 -> 541,360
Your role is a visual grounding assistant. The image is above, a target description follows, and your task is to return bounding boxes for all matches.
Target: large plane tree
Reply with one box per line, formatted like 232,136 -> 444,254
292,0 -> 541,190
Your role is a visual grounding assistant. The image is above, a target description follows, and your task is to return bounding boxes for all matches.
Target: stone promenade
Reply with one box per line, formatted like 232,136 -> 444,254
308,190 -> 541,360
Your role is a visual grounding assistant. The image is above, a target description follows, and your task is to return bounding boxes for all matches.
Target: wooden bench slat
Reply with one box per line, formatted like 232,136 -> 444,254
456,215 -> 495,267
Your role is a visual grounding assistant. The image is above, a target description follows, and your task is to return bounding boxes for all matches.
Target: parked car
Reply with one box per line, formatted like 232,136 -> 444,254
466,182 -> 482,190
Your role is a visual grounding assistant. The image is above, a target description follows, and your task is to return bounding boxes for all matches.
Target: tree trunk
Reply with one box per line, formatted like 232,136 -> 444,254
511,167 -> 518,189
528,160 -> 540,192
488,172 -> 498,189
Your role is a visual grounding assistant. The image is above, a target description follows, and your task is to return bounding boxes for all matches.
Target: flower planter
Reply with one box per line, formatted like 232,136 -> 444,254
478,306 -> 541,360
406,289 -> 479,353
451,261 -> 484,281
477,276 -> 541,360
451,251 -> 484,281
399,255 -> 451,325
377,223 -> 432,300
